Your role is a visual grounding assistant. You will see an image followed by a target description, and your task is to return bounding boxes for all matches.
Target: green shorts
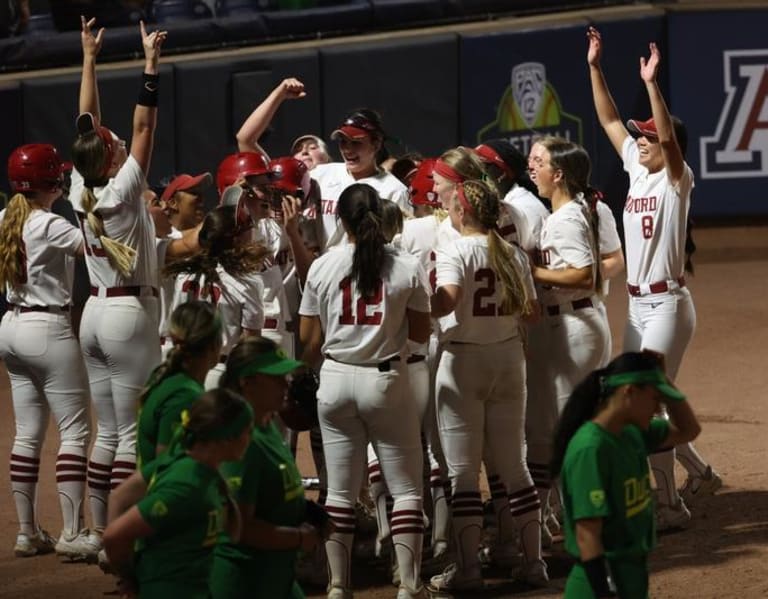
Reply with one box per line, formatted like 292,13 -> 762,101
210,554 -> 304,599
565,557 -> 649,599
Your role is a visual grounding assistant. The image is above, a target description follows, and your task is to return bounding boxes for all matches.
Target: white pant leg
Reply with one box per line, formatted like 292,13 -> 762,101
627,289 -> 696,380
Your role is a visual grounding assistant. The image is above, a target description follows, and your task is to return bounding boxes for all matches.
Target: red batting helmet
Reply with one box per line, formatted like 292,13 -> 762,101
216,152 -> 273,195
8,144 -> 67,194
269,157 -> 311,198
408,158 -> 440,207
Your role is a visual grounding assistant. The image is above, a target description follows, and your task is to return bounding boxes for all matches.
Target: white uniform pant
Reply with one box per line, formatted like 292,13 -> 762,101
436,337 -> 531,496
0,310 -> 90,453
623,288 -> 696,379
526,306 -> 608,468
79,296 -> 160,467
318,359 -> 423,505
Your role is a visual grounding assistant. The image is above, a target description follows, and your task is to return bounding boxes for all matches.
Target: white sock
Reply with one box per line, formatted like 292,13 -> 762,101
56,447 -> 87,537
391,497 -> 424,590
324,501 -> 356,590
451,490 -> 483,575
675,443 -> 709,478
650,449 -> 679,506
487,473 -> 515,545
88,445 -> 114,533
509,485 -> 542,564
430,466 -> 450,547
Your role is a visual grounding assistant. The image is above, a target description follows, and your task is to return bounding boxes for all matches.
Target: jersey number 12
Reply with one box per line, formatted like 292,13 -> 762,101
339,277 -> 383,325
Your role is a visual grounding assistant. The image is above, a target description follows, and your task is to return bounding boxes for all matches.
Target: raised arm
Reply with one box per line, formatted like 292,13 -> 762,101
131,21 -> 167,176
79,16 -> 105,123
587,26 -> 629,156
236,78 -> 307,155
640,43 -> 686,185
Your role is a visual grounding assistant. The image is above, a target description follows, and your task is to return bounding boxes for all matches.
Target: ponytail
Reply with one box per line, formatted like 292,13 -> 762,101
550,368 -> 606,477
81,186 -> 137,277
337,183 -> 387,299
684,216 -> 696,275
583,187 -> 604,297
0,194 -> 31,290
352,210 -> 386,298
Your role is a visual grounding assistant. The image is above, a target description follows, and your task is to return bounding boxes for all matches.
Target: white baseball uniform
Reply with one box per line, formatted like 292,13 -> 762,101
69,156 -> 161,531
434,234 -> 542,575
596,199 -> 622,365
621,136 -> 704,501
0,207 -> 90,539
171,267 -> 265,389
299,244 -> 430,593
526,199 -> 608,501
310,163 -> 409,249
158,226 -> 183,358
502,185 -> 549,252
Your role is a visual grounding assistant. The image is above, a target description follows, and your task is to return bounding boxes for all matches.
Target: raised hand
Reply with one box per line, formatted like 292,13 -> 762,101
278,78 -> 307,100
81,15 -> 105,59
586,26 -> 602,67
140,20 -> 168,66
640,42 -> 661,83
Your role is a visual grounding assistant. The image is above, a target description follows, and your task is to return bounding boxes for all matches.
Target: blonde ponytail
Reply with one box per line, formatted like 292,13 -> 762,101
462,180 -> 531,317
0,194 -> 32,289
81,187 -> 137,277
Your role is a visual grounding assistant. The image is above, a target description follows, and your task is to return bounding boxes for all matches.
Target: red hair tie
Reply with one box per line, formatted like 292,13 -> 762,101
434,159 -> 464,184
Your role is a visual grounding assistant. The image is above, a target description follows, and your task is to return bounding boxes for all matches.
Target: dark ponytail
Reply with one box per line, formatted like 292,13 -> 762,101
550,351 -> 664,477
337,183 -> 386,298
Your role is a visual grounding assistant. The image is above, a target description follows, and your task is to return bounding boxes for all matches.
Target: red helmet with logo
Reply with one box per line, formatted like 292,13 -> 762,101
8,144 -> 67,194
216,152 -> 272,195
269,156 -> 311,198
408,158 -> 440,207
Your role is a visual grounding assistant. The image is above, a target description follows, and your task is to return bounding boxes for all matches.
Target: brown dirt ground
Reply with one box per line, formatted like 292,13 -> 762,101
1,226 -> 766,598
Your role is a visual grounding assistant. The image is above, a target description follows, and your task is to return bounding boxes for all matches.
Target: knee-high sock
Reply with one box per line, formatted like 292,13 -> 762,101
324,501 -> 356,590
509,486 -> 542,564
650,449 -> 679,506
56,447 -> 87,537
675,442 -> 709,478
391,497 -> 424,590
527,461 -> 551,513
368,457 -> 392,548
451,490 -> 483,575
487,473 -> 515,545
430,465 -> 450,547
88,445 -> 114,533
11,448 -> 40,535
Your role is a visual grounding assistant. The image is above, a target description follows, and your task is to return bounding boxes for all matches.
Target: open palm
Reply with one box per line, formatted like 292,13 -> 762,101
640,42 -> 660,82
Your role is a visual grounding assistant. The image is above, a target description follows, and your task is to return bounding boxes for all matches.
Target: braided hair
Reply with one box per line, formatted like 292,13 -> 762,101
460,180 -> 531,317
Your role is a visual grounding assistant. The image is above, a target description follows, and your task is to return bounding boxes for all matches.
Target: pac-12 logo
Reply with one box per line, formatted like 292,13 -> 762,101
700,50 -> 768,179
477,62 -> 582,154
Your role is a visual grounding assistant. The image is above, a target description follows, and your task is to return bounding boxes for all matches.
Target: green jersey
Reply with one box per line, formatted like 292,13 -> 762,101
561,418 -> 670,598
135,452 -> 226,599
136,372 -> 203,468
212,421 -> 306,599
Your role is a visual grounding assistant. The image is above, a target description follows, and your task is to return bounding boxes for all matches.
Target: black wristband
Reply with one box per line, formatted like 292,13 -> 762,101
138,73 -> 159,107
581,556 -> 617,598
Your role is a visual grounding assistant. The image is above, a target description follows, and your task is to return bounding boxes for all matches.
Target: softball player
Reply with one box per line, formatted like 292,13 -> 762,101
429,179 -> 545,593
0,144 -> 93,559
311,109 -> 410,249
68,18 -> 166,545
397,158 -> 451,558
136,301 -> 222,467
165,205 -> 268,389
526,137 -> 609,524
299,183 -> 431,599
552,352 -> 701,598
212,337 -> 323,599
588,27 -> 720,528
102,389 -> 253,598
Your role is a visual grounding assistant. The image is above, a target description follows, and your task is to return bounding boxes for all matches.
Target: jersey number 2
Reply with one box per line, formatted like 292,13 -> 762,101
339,277 -> 383,326
473,268 -> 505,317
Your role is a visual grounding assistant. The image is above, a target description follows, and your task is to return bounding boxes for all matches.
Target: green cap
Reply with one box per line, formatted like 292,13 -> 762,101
602,368 -> 686,402
235,348 -> 304,378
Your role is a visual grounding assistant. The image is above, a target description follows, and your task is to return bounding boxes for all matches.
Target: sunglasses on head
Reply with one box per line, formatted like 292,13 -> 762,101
344,114 -> 381,133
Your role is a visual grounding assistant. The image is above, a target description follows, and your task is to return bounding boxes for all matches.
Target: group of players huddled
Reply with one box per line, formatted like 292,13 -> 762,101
0,16 -> 723,599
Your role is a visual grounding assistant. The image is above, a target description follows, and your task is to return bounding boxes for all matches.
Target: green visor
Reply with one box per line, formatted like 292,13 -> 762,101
236,348 -> 304,378
602,368 -> 686,403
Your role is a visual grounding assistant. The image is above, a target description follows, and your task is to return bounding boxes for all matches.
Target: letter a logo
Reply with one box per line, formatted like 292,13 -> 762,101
701,50 -> 768,178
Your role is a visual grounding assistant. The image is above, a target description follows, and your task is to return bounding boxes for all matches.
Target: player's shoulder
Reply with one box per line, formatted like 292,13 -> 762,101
311,162 -> 345,182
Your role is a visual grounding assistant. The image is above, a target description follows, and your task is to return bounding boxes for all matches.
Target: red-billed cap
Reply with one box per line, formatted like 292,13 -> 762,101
627,117 -> 658,138
161,172 -> 212,203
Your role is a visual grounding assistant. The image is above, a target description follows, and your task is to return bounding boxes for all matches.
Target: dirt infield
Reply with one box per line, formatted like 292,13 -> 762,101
0,226 -> 766,598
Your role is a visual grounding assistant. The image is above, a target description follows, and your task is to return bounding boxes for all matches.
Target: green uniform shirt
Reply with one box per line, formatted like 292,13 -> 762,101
136,372 -> 203,468
561,418 -> 670,598
212,421 -> 306,599
135,452 -> 226,599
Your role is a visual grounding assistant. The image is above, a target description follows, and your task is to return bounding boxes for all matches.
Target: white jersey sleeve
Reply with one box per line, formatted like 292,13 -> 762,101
596,200 -> 622,254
